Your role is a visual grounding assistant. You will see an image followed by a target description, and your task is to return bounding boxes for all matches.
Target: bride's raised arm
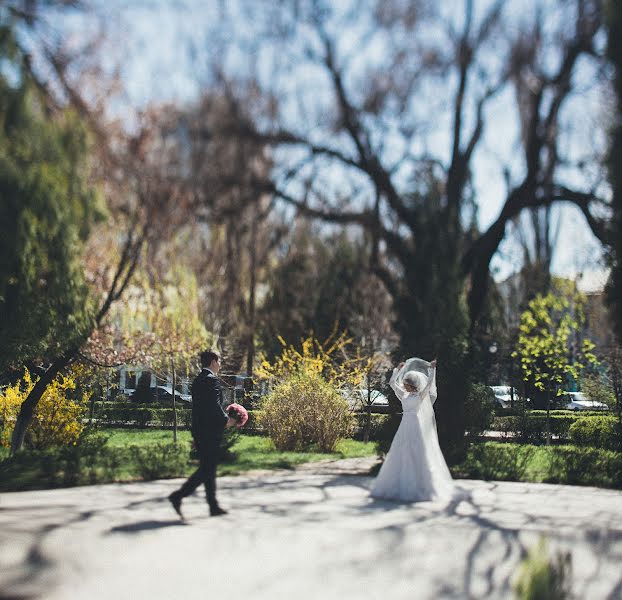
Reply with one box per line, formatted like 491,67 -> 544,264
389,367 -> 407,401
421,361 -> 438,404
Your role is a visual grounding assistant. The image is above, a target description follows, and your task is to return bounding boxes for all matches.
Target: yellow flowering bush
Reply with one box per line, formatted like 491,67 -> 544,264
259,371 -> 354,452
1,366 -> 91,449
256,332 -> 369,389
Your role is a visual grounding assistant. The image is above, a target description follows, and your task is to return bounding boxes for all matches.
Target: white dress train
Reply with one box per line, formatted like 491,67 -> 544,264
370,361 -> 454,502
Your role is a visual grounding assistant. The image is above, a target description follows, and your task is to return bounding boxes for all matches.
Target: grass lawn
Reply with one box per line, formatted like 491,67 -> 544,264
2,430 -> 620,492
0,429 -> 377,491
102,428 -> 377,475
219,436 -> 377,475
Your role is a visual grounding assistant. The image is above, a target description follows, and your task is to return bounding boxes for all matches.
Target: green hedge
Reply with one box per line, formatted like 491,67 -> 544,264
90,403 -> 393,441
491,413 -> 618,444
455,442 -> 622,488
0,432 -> 193,491
568,416 -> 621,451
92,404 -> 192,428
491,415 -> 579,443
545,446 -> 622,487
499,408 -> 611,418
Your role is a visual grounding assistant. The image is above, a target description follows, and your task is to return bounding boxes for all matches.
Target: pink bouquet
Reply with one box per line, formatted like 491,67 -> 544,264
226,403 -> 249,427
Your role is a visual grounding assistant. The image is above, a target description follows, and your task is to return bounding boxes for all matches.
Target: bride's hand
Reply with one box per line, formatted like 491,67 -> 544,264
397,361 -> 405,369
430,359 -> 437,368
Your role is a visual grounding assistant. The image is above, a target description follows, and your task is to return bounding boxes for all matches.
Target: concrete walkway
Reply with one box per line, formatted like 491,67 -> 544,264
1,457 -> 622,600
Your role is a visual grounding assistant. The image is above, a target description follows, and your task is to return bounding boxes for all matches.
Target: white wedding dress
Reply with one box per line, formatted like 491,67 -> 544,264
370,358 -> 454,502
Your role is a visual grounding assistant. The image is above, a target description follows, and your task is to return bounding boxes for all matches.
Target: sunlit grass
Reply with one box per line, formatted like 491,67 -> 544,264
0,430 -> 377,491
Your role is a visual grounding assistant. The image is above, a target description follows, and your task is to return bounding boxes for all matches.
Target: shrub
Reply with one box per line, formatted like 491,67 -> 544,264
93,404 -> 192,428
464,383 -> 495,439
353,413 -> 391,441
0,436 -> 191,491
454,442 -> 622,488
220,426 -> 241,462
259,371 -> 354,452
1,367 -> 91,449
568,416 -> 620,451
492,414 -> 582,443
514,537 -> 572,600
129,442 -> 190,479
545,446 -> 622,487
581,374 -> 617,410
458,443 -> 536,481
256,333 -> 368,389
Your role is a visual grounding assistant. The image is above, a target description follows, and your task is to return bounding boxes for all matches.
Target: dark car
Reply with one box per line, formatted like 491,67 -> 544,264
131,385 -> 191,404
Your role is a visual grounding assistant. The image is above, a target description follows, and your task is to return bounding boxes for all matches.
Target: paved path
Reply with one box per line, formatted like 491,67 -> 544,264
1,457 -> 622,600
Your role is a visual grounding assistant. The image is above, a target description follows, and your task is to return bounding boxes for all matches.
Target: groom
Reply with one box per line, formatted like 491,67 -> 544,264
169,349 -> 234,518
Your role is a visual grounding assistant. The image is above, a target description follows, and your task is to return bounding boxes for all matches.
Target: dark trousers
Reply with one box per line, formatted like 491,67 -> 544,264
176,439 -> 221,509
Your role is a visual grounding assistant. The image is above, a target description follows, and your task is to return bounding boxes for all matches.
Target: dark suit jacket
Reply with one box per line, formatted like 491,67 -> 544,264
191,369 -> 228,447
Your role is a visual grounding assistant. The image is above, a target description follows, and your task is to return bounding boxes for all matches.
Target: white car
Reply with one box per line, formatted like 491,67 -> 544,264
489,386 -> 527,409
562,391 -> 608,411
345,388 -> 389,409
358,389 -> 389,406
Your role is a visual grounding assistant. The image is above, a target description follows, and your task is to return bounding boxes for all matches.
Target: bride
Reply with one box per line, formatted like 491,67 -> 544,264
370,357 -> 454,502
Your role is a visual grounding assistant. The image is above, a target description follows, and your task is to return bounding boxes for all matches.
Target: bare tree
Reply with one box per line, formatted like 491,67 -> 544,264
197,0 -> 610,457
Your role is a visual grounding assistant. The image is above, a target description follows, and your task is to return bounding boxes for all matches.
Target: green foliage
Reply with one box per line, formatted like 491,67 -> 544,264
581,374 -> 617,410
92,403 -> 193,428
0,430 -> 376,491
259,371 -> 354,452
352,412 -> 392,441
0,36 -> 103,373
464,383 -> 495,440
453,442 -> 622,489
116,264 -> 214,377
0,428 -> 120,489
220,426 -> 241,462
1,366 -> 91,448
492,414 -> 582,444
129,442 -> 191,479
458,443 -> 536,481
259,228 -> 369,358
513,289 -> 598,399
569,416 -> 620,451
546,446 -> 622,487
514,537 -> 572,600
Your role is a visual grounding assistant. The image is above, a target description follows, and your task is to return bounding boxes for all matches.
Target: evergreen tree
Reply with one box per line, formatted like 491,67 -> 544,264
0,25 -> 103,379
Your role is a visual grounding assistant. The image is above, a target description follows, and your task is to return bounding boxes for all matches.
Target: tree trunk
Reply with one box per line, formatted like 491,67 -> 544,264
10,354 -> 72,455
546,387 -> 551,446
9,226 -> 143,455
246,204 -> 258,375
171,358 -> 177,444
363,406 -> 371,444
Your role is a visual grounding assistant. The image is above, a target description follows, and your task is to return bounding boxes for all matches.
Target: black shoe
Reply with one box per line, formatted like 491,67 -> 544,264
169,492 -> 184,520
210,506 -> 228,517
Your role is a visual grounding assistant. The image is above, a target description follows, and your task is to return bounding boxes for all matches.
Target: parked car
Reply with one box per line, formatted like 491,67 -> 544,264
561,391 -> 608,411
344,388 -> 389,410
131,385 -> 192,404
357,389 -> 389,406
489,386 -> 531,409
115,388 -> 139,401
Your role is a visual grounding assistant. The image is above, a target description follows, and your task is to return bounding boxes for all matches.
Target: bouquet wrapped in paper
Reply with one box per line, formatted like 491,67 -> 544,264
226,403 -> 249,428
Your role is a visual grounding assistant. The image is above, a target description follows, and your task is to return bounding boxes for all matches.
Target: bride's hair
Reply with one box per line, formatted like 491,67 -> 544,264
403,371 -> 427,392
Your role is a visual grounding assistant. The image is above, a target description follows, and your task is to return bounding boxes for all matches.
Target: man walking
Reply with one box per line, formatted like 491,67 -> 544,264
169,350 -> 234,518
